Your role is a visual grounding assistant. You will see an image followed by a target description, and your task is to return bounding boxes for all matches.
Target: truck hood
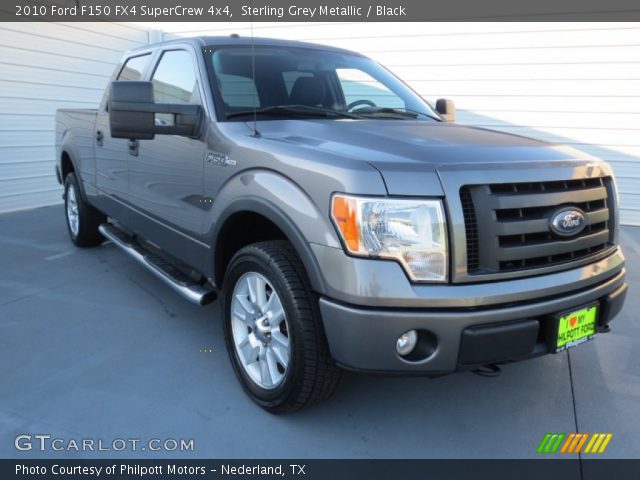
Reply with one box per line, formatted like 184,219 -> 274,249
254,119 -> 594,195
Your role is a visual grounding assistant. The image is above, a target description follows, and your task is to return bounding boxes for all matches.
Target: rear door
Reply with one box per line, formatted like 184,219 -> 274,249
94,53 -> 152,221
127,48 -> 208,264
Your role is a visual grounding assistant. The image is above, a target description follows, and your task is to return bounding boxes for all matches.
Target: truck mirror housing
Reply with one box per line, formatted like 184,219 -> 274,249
435,98 -> 455,122
109,81 -> 201,140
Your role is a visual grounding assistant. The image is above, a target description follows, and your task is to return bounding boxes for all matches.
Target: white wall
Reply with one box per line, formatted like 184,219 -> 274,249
0,22 -> 151,213
156,22 -> 640,225
1,22 -> 638,225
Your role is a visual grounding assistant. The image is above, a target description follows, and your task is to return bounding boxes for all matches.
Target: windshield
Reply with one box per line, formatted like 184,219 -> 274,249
205,45 -> 439,121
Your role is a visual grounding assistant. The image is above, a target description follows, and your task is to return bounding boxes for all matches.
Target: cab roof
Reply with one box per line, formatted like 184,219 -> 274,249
127,35 -> 361,56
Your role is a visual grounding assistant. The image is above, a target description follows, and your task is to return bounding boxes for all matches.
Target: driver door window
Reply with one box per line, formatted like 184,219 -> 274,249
152,50 -> 199,125
336,68 -> 405,110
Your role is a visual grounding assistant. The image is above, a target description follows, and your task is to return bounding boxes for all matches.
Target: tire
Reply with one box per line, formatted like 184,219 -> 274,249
64,172 -> 106,247
222,240 -> 341,413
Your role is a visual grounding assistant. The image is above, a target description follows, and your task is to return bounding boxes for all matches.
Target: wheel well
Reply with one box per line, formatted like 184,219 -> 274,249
61,151 -> 74,180
215,211 -> 287,286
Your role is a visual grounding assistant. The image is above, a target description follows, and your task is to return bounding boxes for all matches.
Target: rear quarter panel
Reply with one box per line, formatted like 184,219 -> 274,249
55,109 -> 98,197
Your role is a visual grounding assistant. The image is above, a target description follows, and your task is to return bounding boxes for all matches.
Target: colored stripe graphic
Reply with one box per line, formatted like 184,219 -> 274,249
561,433 -> 576,453
573,433 -> 589,453
598,433 -> 613,453
539,433 -> 613,454
549,433 -> 566,453
585,433 -> 613,454
537,433 -> 552,454
537,433 -> 566,453
584,434 -> 599,453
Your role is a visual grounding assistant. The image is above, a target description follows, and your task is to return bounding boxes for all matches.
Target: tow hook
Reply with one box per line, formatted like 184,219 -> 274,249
472,364 -> 501,377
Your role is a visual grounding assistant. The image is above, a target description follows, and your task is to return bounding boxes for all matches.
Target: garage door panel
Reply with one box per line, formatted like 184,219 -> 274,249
0,175 -> 58,197
0,63 -> 111,90
0,98 -> 97,115
462,125 -> 639,147
0,23 -> 146,214
0,114 -> 54,130
2,23 -> 147,52
0,80 -> 103,104
409,79 -> 639,97
436,96 -> 640,114
0,45 -> 116,76
0,145 -> 56,160
391,62 -> 640,82
315,30 -> 640,54
371,46 -> 640,66
0,130 -> 55,147
169,22 -> 640,40
0,28 -> 124,64
455,111 -> 640,130
0,160 -> 56,179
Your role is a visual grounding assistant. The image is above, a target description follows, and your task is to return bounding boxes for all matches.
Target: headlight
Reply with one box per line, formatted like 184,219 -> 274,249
331,194 -> 448,282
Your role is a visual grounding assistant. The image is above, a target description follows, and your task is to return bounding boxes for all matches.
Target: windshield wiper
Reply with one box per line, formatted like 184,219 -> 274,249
350,106 -> 438,120
226,105 -> 360,120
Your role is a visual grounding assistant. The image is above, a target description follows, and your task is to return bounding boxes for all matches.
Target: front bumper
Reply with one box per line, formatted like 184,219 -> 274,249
320,267 -> 627,374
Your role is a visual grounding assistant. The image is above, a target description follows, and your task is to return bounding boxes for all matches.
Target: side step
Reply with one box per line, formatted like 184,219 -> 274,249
99,224 -> 217,306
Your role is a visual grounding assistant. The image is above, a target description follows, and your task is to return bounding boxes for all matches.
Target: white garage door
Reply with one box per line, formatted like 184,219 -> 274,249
0,22 -> 151,214
158,22 -> 640,226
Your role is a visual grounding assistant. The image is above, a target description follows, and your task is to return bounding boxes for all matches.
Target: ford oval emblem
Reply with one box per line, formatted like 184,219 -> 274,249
549,207 -> 586,237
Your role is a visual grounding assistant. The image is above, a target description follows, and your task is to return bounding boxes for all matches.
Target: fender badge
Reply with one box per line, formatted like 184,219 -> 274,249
206,151 -> 237,167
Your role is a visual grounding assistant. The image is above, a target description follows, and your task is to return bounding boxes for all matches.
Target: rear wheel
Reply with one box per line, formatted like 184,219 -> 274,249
64,172 -> 105,247
223,240 -> 341,413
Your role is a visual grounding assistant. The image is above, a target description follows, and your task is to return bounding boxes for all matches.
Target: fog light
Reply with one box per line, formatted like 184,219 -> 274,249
396,330 -> 418,356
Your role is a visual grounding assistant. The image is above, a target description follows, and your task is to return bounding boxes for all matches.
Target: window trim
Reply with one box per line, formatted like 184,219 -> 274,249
116,52 -> 152,81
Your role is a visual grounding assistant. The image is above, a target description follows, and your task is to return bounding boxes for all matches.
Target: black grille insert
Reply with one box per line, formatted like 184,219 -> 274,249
460,186 -> 480,271
460,177 -> 613,275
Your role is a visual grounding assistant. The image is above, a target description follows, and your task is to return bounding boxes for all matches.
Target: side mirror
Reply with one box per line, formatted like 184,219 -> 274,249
109,81 -> 202,139
435,98 -> 455,122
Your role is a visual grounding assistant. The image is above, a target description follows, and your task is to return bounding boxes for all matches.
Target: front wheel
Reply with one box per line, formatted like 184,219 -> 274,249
222,241 -> 341,413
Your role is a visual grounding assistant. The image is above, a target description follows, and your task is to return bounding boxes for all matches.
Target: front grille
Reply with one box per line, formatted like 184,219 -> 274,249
460,187 -> 480,271
460,177 -> 614,275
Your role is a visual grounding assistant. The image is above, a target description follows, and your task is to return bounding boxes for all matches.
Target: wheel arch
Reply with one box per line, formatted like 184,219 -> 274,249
59,147 -> 89,202
212,198 -> 328,295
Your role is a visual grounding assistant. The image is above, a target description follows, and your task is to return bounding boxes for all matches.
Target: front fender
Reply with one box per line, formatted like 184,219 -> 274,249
206,169 -> 342,294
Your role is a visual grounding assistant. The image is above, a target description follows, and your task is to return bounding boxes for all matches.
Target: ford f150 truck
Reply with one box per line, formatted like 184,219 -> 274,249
55,36 -> 627,413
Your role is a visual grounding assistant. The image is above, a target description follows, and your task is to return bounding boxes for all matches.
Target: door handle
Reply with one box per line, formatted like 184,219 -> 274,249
95,130 -> 104,147
127,139 -> 139,157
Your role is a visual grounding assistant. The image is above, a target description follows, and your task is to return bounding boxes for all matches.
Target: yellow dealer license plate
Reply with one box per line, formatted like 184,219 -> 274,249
555,304 -> 598,352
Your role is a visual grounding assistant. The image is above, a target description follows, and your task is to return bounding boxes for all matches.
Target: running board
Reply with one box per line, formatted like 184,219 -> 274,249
99,224 -> 217,306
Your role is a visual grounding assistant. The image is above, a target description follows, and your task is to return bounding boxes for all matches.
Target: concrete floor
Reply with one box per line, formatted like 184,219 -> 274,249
0,205 -> 638,459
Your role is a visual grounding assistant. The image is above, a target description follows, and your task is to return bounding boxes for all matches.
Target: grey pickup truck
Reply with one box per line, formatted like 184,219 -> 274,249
56,36 -> 627,412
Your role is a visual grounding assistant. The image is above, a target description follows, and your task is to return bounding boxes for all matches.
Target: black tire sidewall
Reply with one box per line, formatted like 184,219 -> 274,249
64,173 -> 81,243
222,248 -> 303,409
63,172 -> 105,247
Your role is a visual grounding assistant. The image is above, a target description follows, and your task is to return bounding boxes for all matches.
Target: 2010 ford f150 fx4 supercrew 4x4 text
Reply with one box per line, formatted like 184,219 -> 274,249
55,36 -> 627,412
